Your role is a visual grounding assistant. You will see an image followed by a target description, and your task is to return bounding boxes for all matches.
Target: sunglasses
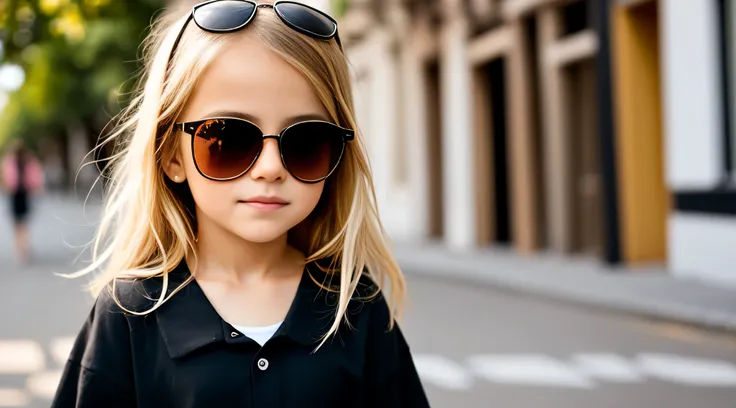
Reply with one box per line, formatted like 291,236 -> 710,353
176,117 -> 354,183
171,0 -> 342,56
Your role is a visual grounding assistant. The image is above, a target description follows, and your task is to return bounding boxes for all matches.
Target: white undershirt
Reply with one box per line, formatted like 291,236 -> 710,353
230,321 -> 283,346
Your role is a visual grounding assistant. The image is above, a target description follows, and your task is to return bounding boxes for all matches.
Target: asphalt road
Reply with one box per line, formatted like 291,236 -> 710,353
1,195 -> 735,407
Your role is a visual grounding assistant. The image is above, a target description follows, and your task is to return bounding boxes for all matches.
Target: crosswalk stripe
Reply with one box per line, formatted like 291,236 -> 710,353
49,338 -> 75,367
411,352 -> 736,390
0,388 -> 31,407
572,353 -> 643,382
413,354 -> 473,391
467,355 -> 594,389
4,338 -> 736,399
637,353 -> 736,387
0,341 -> 45,374
26,370 -> 63,400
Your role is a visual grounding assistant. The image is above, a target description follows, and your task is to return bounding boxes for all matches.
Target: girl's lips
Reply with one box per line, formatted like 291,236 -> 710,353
242,195 -> 288,204
240,201 -> 288,211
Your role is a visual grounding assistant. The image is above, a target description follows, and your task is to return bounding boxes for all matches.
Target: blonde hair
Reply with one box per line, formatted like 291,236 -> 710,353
70,4 -> 406,348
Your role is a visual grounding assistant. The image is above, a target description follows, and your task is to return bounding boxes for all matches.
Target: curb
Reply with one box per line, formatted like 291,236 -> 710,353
396,252 -> 736,335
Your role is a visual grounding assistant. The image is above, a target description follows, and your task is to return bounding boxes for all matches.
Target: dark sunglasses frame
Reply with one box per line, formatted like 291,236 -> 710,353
176,117 -> 355,183
171,0 -> 343,57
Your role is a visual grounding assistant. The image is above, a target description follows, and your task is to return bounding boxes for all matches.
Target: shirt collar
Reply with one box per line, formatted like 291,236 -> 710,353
155,262 -> 337,359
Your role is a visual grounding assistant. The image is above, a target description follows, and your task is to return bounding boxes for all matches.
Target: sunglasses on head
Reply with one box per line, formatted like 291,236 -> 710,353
171,0 -> 342,56
176,117 -> 354,183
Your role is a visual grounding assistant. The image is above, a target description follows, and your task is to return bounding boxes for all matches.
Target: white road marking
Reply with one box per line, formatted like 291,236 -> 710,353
49,337 -> 75,367
572,353 -> 643,382
0,341 -> 45,374
413,354 -> 474,391
467,355 -> 595,389
637,353 -> 736,387
4,338 -> 736,401
412,352 -> 736,390
26,370 -> 63,400
0,389 -> 30,407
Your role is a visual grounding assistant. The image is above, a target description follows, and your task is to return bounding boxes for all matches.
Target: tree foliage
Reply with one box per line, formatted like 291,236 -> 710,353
330,0 -> 349,18
0,0 -> 166,149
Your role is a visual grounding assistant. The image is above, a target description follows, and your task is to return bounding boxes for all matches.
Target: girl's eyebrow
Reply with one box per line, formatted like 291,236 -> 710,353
202,110 -> 331,127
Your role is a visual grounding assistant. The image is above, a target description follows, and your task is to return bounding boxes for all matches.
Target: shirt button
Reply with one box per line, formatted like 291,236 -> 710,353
231,331 -> 239,338
257,358 -> 269,371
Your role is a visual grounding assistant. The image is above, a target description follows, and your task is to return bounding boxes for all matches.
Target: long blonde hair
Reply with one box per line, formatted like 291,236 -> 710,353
69,3 -> 406,348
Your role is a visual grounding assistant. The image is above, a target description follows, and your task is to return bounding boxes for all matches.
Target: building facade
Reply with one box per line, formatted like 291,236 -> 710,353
335,0 -> 736,285
666,0 -> 736,285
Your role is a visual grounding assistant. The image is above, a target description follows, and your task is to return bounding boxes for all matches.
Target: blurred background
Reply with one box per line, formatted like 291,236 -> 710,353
0,0 -> 735,407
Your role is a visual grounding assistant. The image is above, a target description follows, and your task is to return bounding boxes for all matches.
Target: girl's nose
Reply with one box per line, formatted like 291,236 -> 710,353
248,138 -> 286,182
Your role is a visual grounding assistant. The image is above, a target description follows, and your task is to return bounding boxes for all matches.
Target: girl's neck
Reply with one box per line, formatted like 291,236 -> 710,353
191,222 -> 305,284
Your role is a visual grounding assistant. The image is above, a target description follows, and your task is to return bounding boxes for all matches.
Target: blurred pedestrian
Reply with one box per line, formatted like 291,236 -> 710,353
1,140 -> 44,264
52,1 -> 429,408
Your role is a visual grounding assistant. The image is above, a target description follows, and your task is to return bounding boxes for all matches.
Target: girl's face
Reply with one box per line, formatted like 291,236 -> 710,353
169,34 -> 327,244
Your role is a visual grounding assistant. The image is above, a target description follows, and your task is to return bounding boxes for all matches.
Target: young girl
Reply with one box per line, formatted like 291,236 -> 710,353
51,1 -> 429,407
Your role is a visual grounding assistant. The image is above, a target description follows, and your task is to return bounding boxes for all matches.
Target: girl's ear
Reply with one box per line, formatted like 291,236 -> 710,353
163,149 -> 187,183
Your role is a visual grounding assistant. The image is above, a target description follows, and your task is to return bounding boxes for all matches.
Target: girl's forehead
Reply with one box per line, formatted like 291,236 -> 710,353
181,35 -> 328,130
204,35 -> 304,89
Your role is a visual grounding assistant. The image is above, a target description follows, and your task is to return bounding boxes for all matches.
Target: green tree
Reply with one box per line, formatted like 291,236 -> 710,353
0,0 -> 166,186
330,0 -> 349,18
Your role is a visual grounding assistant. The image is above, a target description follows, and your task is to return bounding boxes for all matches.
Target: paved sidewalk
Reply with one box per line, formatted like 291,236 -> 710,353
6,194 -> 735,333
0,192 -> 102,269
394,242 -> 736,333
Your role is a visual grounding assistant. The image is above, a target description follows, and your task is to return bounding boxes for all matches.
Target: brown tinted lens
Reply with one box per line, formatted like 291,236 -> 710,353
281,122 -> 345,182
192,119 -> 262,179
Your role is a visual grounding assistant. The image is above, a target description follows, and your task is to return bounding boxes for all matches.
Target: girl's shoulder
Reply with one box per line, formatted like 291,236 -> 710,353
98,266 -> 192,316
310,268 -> 383,305
314,269 -> 393,328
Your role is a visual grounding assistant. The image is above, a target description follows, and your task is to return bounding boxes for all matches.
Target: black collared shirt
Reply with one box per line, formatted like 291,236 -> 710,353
51,263 -> 430,407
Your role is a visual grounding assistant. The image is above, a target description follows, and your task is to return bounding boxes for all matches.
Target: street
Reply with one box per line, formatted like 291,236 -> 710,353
1,196 -> 735,407
403,276 -> 736,407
